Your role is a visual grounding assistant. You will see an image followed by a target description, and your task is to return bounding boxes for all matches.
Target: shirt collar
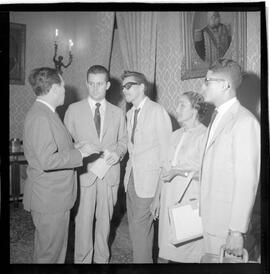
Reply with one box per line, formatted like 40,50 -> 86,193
87,97 -> 106,110
133,96 -> 147,112
216,97 -> 237,116
36,98 -> 55,112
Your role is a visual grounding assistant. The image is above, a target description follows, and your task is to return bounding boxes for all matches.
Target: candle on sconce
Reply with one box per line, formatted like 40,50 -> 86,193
69,39 -> 74,53
55,29 -> 58,43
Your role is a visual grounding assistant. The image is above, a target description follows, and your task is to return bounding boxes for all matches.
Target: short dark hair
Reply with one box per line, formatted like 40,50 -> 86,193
182,91 -> 207,122
209,58 -> 242,89
86,65 -> 109,82
121,71 -> 148,93
28,67 -> 61,96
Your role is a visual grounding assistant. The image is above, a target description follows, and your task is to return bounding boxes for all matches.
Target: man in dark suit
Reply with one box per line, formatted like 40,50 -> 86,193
23,67 -> 97,263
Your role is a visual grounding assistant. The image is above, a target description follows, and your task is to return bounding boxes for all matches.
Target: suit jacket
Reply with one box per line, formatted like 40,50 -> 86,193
200,100 -> 260,238
124,97 -> 172,198
23,101 -> 83,213
64,99 -> 127,187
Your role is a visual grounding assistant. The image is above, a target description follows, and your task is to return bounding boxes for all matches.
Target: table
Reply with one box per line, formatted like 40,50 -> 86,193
10,151 -> 27,208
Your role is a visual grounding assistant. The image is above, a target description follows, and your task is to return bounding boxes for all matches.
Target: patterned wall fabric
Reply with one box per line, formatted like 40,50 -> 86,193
109,29 -> 126,112
116,12 -> 158,96
155,12 -> 261,121
91,12 -> 115,69
156,12 -> 205,119
247,12 -> 260,76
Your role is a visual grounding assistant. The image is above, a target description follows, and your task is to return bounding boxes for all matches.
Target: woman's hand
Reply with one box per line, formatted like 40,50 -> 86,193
161,169 -> 179,182
161,168 -> 192,182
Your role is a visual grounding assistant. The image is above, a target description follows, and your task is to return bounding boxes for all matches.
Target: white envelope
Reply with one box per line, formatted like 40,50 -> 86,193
89,157 -> 111,179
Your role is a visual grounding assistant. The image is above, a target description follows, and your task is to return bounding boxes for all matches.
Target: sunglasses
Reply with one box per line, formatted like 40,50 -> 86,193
122,82 -> 140,90
204,78 -> 227,86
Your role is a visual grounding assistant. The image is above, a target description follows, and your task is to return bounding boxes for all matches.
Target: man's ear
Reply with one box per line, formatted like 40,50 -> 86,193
222,80 -> 230,91
139,83 -> 145,94
106,81 -> 111,90
50,83 -> 60,98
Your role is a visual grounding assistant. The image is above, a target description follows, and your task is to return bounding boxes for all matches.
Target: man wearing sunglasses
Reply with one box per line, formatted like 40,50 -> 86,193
64,65 -> 128,263
121,71 -> 172,263
200,59 -> 260,261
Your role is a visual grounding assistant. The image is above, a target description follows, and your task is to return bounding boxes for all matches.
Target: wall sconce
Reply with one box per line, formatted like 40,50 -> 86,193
53,29 -> 73,75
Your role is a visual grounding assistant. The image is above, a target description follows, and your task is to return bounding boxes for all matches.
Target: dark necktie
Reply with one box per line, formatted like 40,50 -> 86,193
131,108 -> 140,144
94,103 -> 101,137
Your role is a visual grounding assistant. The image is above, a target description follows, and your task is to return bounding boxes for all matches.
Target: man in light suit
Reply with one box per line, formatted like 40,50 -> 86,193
23,67 -> 96,263
121,71 -> 172,263
200,59 -> 260,259
64,65 -> 127,263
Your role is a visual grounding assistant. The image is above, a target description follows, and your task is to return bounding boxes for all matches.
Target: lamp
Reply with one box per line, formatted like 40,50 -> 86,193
53,29 -> 73,75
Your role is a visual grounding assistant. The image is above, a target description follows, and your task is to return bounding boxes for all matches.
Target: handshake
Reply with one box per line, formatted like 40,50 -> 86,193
75,141 -> 102,158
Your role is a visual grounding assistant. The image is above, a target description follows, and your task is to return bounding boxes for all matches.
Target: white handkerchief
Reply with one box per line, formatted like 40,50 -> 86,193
90,157 -> 111,179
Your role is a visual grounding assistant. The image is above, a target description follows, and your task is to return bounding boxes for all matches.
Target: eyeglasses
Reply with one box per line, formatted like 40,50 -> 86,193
204,78 -> 227,86
122,82 -> 140,90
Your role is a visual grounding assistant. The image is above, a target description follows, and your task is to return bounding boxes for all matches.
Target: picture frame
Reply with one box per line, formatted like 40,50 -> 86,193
10,22 -> 26,85
181,12 -> 247,80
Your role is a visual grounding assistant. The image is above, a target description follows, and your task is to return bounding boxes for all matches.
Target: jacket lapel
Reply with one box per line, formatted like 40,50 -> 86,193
101,101 -> 113,141
136,97 -> 150,133
206,101 -> 239,151
83,99 -> 100,141
126,109 -> 133,142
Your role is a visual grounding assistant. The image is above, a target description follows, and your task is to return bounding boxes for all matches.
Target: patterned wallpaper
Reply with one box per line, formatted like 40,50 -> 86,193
156,12 -> 261,122
247,12 -> 260,76
109,29 -> 126,112
10,11 -> 261,139
156,12 -> 205,120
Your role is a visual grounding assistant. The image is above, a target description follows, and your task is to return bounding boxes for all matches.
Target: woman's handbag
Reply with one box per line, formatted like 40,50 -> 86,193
200,245 -> 249,263
168,172 -> 203,245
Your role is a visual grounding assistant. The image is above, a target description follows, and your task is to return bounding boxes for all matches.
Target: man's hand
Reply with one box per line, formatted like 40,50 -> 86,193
161,168 -> 178,182
225,230 -> 244,257
105,151 -> 120,166
161,168 -> 191,182
76,142 -> 101,158
74,140 -> 88,149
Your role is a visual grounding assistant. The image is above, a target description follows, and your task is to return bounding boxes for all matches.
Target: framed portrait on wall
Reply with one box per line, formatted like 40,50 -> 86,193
181,12 -> 247,80
10,22 -> 26,85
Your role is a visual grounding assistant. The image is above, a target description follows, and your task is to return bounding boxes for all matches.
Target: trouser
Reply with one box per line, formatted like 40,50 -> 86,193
74,179 -> 118,263
31,210 -> 70,263
126,171 -> 154,263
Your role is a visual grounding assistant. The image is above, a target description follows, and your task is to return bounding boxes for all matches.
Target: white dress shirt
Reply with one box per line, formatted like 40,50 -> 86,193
36,98 -> 55,112
88,97 -> 106,141
131,96 -> 147,128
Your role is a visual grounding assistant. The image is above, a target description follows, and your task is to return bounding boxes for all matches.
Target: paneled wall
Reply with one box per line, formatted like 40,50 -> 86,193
10,11 -> 261,139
